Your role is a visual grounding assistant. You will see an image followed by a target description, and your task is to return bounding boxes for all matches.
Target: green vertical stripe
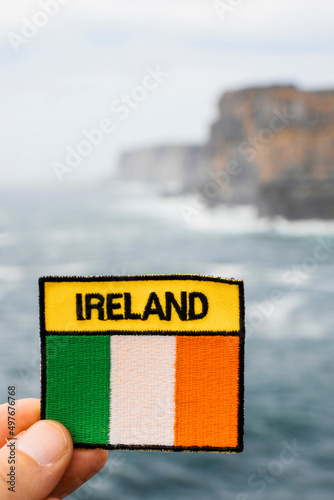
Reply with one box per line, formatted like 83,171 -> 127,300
45,335 -> 110,445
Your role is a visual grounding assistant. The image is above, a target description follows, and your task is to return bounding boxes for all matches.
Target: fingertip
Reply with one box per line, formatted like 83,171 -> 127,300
46,420 -> 74,448
17,420 -> 73,465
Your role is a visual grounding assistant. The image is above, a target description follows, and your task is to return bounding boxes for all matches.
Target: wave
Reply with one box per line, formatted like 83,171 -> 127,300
108,182 -> 334,236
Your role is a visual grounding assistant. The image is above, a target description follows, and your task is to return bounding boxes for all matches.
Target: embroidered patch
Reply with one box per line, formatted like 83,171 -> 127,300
39,275 -> 245,452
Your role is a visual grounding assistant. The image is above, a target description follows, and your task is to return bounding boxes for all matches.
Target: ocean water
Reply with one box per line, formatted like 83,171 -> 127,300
1,182 -> 334,500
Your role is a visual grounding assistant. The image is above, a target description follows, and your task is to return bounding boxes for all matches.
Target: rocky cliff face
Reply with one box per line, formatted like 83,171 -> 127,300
117,85 -> 334,219
209,85 -> 334,217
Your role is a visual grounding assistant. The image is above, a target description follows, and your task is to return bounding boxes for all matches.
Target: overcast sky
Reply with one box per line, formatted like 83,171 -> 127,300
1,0 -> 334,186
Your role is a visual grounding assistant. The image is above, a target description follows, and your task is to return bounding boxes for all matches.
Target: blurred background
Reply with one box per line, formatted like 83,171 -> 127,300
1,1 -> 334,499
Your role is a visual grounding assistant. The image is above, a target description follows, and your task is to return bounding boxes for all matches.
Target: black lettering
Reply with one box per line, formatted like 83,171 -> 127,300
142,292 -> 165,320
106,293 -> 124,320
188,292 -> 208,320
76,293 -> 85,320
85,293 -> 105,320
124,293 -> 141,319
165,291 -> 187,321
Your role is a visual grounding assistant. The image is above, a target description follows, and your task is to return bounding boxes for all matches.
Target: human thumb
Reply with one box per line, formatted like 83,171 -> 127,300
0,420 -> 73,500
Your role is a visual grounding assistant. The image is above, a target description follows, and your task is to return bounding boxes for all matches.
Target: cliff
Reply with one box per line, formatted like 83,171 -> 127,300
209,85 -> 334,217
117,85 -> 334,219
118,144 -> 208,193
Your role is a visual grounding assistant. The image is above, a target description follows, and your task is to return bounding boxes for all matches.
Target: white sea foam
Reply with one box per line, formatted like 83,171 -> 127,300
185,204 -> 334,236
86,182 -> 334,236
145,191 -> 334,236
246,292 -> 329,339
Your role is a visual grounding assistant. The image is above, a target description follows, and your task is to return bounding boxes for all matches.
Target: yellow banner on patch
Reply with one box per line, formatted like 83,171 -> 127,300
41,276 -> 243,333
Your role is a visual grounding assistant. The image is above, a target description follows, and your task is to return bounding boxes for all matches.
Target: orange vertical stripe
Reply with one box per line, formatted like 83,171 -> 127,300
174,336 -> 240,448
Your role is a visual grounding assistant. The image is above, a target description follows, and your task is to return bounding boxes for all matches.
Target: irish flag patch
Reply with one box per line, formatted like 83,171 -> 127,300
39,275 -> 245,452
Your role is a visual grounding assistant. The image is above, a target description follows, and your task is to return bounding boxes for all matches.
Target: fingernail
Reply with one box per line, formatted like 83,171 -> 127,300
17,421 -> 69,465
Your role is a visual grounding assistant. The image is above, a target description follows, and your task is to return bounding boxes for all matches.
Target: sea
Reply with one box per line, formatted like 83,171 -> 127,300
1,181 -> 333,500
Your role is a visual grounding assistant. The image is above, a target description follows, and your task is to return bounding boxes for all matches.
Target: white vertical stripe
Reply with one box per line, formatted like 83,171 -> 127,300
109,335 -> 175,446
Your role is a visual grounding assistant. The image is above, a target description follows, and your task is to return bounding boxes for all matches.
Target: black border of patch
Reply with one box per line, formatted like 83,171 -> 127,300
39,274 -> 245,453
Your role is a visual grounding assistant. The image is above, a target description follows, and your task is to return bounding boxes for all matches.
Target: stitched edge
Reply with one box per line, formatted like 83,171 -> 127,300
72,443 -> 243,452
